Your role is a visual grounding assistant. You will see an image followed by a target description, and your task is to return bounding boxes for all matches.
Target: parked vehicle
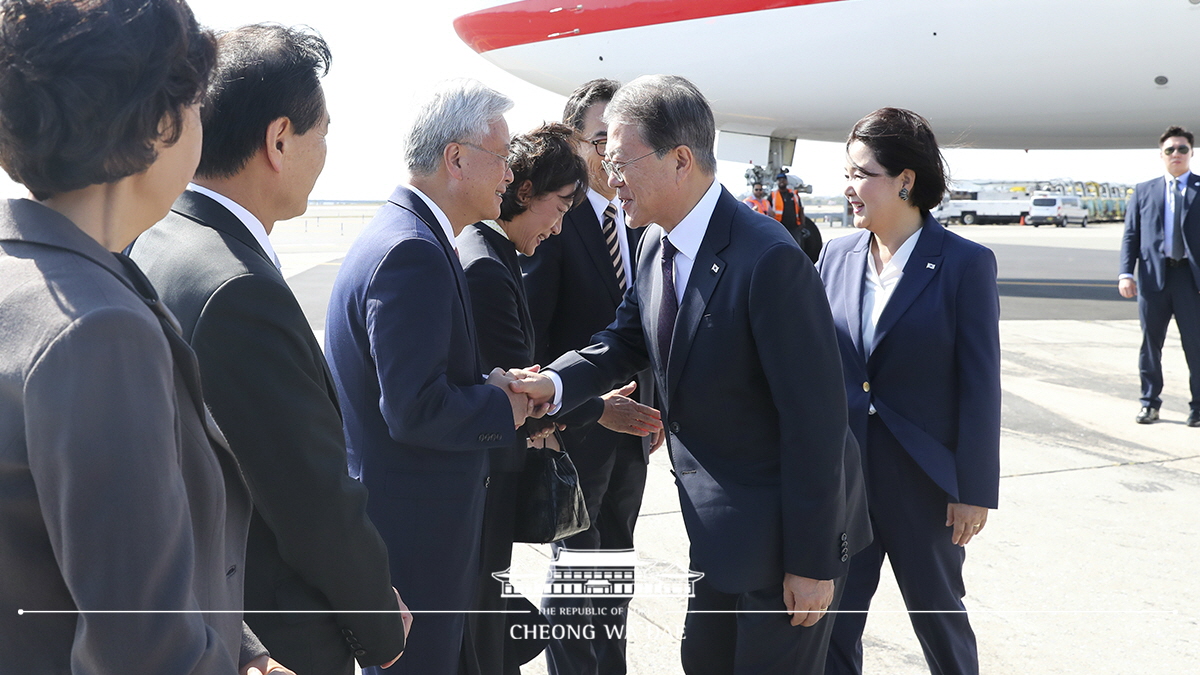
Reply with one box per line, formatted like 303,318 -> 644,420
933,198 -> 1027,225
1027,195 -> 1088,227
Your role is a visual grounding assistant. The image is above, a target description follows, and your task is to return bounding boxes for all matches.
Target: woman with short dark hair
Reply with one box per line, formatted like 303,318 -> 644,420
457,122 -> 660,674
816,108 -> 1001,675
0,1 -> 280,672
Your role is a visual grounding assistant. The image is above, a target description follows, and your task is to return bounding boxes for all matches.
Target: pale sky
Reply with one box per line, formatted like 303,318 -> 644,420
0,1 -> 1167,200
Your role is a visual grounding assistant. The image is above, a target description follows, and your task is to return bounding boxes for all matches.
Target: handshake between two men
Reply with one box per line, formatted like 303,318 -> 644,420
485,366 -> 665,450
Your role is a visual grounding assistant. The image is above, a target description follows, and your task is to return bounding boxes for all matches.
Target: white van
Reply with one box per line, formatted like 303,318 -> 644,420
1027,195 -> 1088,227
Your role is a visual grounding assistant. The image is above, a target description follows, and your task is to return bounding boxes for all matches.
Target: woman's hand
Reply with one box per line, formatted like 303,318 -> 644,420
946,503 -> 989,546
241,656 -> 294,675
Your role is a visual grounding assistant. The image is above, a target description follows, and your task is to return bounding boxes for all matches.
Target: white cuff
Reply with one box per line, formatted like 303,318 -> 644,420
1118,273 -> 1134,281
546,370 -> 564,415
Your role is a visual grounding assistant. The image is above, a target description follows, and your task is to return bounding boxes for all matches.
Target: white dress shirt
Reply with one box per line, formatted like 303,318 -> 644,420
187,183 -> 281,271
587,188 -> 633,282
861,228 -> 922,356
546,179 -> 722,409
406,184 -> 458,255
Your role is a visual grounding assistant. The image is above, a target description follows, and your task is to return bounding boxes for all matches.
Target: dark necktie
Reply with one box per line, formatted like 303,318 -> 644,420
657,235 -> 678,363
602,204 -> 626,291
1171,177 -> 1186,260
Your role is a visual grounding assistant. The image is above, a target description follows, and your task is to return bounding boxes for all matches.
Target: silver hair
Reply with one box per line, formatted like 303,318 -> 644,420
404,78 -> 514,176
603,75 -> 717,174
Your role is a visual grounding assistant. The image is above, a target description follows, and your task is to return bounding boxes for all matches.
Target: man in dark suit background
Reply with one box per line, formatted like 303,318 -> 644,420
511,75 -> 871,675
324,78 -> 538,675
520,78 -> 660,675
1119,125 -> 1200,427
128,26 -> 409,674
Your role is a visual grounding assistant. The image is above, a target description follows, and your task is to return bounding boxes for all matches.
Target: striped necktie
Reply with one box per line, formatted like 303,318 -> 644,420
1171,177 -> 1186,260
602,204 -> 626,291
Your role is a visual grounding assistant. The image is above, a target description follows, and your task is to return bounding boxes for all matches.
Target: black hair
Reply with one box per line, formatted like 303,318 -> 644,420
196,23 -> 330,178
848,107 -> 949,212
1160,126 -> 1194,147
0,0 -> 215,199
499,122 -> 588,222
562,78 -> 619,131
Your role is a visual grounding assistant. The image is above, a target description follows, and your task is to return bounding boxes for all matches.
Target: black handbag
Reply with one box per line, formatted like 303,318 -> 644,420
512,443 -> 590,544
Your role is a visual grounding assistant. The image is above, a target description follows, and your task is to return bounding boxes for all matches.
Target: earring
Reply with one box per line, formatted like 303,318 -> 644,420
898,187 -> 910,201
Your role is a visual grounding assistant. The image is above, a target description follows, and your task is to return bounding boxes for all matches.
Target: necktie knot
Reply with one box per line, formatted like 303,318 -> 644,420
661,235 -> 677,259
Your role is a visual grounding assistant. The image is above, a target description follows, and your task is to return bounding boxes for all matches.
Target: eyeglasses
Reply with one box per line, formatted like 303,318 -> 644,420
1164,145 -> 1192,155
589,138 -> 607,156
601,150 -> 660,183
461,142 -> 513,166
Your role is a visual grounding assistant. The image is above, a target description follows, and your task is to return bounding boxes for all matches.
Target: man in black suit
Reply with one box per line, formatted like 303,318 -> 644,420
511,75 -> 870,675
520,79 -> 659,675
1119,125 -> 1200,427
128,25 -> 409,674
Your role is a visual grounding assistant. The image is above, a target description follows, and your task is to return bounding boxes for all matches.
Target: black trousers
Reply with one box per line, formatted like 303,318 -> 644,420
542,436 -> 647,675
681,572 -> 846,675
1138,264 -> 1200,410
824,415 -> 978,675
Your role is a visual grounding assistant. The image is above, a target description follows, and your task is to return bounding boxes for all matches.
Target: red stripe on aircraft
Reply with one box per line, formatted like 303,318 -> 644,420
454,0 -> 840,54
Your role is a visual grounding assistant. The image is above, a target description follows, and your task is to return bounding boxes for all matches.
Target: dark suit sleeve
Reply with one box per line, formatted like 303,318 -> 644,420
191,273 -> 405,666
24,307 -> 234,673
951,247 -> 1002,509
1120,187 -> 1141,277
549,277 -> 652,415
462,255 -> 531,372
368,237 -> 515,449
749,242 -> 851,580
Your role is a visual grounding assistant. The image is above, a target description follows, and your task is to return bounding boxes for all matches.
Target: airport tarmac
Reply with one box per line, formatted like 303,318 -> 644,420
273,209 -> 1199,674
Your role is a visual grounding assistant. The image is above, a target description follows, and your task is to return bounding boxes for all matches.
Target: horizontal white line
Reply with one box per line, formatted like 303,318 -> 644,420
19,609 -> 1180,616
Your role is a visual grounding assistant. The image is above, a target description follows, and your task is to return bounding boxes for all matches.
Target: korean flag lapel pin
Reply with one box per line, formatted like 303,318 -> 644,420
926,262 -> 937,270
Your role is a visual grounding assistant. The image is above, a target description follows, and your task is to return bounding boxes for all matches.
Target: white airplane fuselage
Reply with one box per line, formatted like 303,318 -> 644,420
455,0 -> 1200,149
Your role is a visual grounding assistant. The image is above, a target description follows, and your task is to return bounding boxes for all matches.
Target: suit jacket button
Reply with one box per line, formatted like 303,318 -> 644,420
862,381 -> 870,392
841,533 -> 848,542
354,649 -> 367,657
841,554 -> 850,562
485,476 -> 491,488
669,421 -> 681,434
343,629 -> 354,637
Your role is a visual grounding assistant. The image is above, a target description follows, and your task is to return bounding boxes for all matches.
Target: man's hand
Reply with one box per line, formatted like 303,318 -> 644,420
506,366 -> 557,407
381,587 -> 413,668
782,574 -> 834,627
598,382 -> 663,437
946,503 -> 989,547
241,656 -> 294,675
486,368 -> 531,428
1118,277 -> 1137,298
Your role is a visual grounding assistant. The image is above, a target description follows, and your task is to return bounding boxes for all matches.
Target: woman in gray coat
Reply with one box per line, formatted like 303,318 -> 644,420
0,1 -> 282,673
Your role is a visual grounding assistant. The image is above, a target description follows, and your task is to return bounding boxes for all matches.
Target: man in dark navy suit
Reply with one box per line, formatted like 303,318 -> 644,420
512,75 -> 870,675
521,78 -> 659,675
324,79 -> 538,675
129,25 -> 408,675
1119,126 -> 1200,427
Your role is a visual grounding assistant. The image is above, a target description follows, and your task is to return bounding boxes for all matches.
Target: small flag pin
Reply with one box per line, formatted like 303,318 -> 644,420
711,263 -> 720,274
926,263 -> 936,270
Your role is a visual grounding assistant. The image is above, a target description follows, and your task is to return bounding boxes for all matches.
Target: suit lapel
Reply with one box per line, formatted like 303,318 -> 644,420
389,186 -> 483,377
843,231 -> 870,360
667,190 -> 734,398
573,202 -> 626,307
869,216 -> 945,356
172,190 -> 276,270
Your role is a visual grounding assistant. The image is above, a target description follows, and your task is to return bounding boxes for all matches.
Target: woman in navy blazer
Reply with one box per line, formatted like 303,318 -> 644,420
816,109 -> 1001,675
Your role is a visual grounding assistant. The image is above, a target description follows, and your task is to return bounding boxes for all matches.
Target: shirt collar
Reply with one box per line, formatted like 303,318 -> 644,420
586,187 -> 622,226
1165,171 -> 1192,188
664,178 -> 721,261
405,184 -> 457,248
187,183 -> 280,270
869,227 -> 922,280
